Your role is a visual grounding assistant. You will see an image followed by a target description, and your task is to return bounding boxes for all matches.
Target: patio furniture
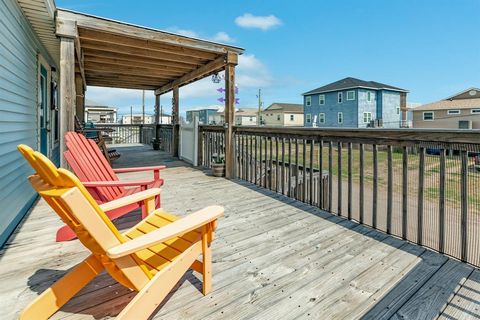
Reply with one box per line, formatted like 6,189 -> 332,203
17,144 -> 223,320
58,131 -> 166,241
74,115 -> 120,163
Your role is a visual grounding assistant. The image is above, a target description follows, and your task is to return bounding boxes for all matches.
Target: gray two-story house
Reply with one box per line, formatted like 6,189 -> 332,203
302,77 -> 408,128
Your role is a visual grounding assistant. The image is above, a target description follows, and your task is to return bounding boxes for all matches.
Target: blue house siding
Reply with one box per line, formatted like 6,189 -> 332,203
304,90 -> 358,127
380,90 -> 401,128
0,0 -> 55,247
357,89 -> 378,128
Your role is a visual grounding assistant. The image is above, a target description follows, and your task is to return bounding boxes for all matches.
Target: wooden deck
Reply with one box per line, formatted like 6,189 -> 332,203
1,145 -> 479,319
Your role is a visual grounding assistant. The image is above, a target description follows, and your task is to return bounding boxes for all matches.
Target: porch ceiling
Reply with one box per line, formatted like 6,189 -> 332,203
56,9 -> 244,92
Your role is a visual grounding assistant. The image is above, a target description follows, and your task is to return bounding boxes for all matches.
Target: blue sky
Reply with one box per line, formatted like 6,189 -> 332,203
57,0 -> 480,117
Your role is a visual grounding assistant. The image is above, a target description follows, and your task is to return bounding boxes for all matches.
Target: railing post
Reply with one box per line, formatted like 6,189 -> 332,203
224,52 -> 238,178
139,124 -> 143,144
172,86 -> 179,157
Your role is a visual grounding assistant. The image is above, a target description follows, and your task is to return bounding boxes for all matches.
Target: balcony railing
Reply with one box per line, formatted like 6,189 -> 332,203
199,126 -> 480,267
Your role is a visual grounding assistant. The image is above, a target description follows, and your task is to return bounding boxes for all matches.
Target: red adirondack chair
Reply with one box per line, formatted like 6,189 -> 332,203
58,131 -> 166,241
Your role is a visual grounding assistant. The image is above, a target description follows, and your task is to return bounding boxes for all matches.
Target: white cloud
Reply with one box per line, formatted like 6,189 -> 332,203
236,54 -> 272,88
235,13 -> 282,31
212,31 -> 235,43
167,27 -> 235,43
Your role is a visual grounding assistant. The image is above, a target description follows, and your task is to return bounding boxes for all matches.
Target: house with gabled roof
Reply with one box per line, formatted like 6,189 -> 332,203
260,103 -> 304,126
413,88 -> 480,129
302,77 -> 408,128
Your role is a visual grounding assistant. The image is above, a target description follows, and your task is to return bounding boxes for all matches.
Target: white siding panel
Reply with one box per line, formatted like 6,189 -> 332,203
0,0 -> 44,246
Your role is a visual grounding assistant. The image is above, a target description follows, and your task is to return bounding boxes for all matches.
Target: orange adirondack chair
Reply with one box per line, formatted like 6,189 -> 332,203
18,144 -> 223,320
57,131 -> 166,242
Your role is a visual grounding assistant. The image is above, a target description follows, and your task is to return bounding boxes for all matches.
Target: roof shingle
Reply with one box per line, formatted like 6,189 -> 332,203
303,77 -> 408,95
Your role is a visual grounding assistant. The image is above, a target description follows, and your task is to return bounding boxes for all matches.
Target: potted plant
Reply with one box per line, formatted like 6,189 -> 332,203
151,138 -> 161,150
211,153 -> 225,177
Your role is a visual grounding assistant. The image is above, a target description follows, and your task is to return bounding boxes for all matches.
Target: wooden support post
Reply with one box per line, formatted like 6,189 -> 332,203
75,73 -> 84,123
59,37 -> 76,167
224,52 -> 238,179
172,86 -> 179,157
154,94 -> 160,140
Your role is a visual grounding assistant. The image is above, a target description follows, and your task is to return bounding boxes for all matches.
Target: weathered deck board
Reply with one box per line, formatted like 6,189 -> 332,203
0,145 -> 478,320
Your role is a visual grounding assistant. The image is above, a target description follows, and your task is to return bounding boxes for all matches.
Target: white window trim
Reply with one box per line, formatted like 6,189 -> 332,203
471,109 -> 480,114
363,112 -> 372,123
447,109 -> 460,115
338,92 -> 343,104
319,94 -> 325,105
367,91 -> 372,102
319,113 -> 325,124
338,112 -> 343,124
423,111 -> 435,121
346,90 -> 355,101
306,113 -> 311,123
306,96 -> 311,106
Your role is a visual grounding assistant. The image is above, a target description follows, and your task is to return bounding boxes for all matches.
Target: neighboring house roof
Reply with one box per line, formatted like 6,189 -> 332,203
236,108 -> 258,116
414,98 -> 480,111
414,88 -> 480,111
264,103 -> 304,113
302,77 -> 408,95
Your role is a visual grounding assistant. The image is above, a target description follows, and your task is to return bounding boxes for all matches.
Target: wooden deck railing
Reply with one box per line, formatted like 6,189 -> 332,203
199,125 -> 225,168
227,126 -> 480,267
98,124 -> 155,145
157,124 -> 173,153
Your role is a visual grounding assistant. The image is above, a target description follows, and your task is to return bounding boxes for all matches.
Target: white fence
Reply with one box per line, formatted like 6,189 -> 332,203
179,117 -> 199,166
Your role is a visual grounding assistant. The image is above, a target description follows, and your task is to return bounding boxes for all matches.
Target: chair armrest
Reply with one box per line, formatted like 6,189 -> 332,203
106,205 -> 224,259
83,180 -> 155,187
99,188 -> 161,212
113,165 -> 167,173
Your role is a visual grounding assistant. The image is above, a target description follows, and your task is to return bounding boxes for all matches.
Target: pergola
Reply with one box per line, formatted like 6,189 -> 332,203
55,9 -> 244,177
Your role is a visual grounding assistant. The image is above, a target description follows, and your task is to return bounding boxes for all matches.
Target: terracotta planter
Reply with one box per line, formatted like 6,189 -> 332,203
211,163 -> 225,177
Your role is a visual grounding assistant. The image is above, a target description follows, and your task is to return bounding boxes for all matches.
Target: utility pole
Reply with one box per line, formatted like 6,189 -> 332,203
130,106 -> 133,124
256,88 -> 262,126
141,90 -> 145,124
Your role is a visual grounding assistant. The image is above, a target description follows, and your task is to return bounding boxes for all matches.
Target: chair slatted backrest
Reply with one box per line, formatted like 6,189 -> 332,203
64,132 -> 124,202
18,144 -> 150,291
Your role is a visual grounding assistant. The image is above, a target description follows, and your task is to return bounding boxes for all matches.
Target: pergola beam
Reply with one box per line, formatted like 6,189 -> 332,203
155,55 -> 227,95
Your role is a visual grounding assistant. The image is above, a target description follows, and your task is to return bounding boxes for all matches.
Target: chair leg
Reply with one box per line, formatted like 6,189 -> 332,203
20,255 -> 104,320
202,225 -> 212,295
116,242 -> 201,320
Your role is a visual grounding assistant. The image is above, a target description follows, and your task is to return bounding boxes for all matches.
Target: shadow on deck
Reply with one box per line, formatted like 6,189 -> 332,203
0,145 -> 478,319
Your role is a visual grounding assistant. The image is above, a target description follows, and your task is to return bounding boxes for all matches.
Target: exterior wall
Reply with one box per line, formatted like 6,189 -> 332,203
413,109 -> 480,129
357,89 -> 378,128
380,90 -> 401,128
186,109 -> 217,124
304,90 -> 358,127
122,115 -> 155,124
0,0 -> 57,246
283,112 -> 304,126
261,110 -> 303,126
235,115 -> 256,126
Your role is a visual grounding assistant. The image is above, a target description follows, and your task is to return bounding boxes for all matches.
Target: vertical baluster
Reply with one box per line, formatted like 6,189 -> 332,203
418,147 -> 425,246
248,134 -> 251,182
259,136 -> 263,187
275,137 -> 279,192
348,142 -> 352,220
269,136 -> 273,190
310,139 -> 314,205
439,148 -> 446,253
302,139 -> 307,203
328,141 -> 333,213
359,143 -> 364,223
318,139 -> 324,209
461,150 -> 468,262
295,139 -> 299,200
337,142 -> 342,215
288,138 -> 292,198
372,144 -> 378,228
241,134 -> 245,180
402,146 -> 408,240
254,135 -> 258,185
281,137 -> 285,195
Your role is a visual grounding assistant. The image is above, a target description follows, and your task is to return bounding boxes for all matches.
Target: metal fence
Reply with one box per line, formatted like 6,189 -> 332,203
233,127 -> 480,267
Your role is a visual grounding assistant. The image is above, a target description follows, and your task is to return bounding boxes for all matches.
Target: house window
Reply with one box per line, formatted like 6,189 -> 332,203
249,117 -> 253,121
338,112 -> 343,124
306,96 -> 311,106
338,92 -> 343,104
363,112 -> 372,123
319,113 -> 325,124
471,109 -> 480,114
347,91 -> 355,101
277,115 -> 281,121
447,110 -> 460,115
423,112 -> 434,121
290,115 -> 294,121
397,107 -> 400,115
306,114 -> 311,123
367,91 -> 372,102
319,94 -> 325,105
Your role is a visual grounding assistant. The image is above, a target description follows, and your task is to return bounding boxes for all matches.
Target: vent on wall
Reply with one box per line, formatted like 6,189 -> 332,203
458,120 -> 472,129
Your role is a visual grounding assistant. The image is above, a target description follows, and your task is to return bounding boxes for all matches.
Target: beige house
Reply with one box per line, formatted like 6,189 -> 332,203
261,103 -> 304,127
84,100 -> 117,123
235,108 -> 257,126
413,88 -> 480,129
